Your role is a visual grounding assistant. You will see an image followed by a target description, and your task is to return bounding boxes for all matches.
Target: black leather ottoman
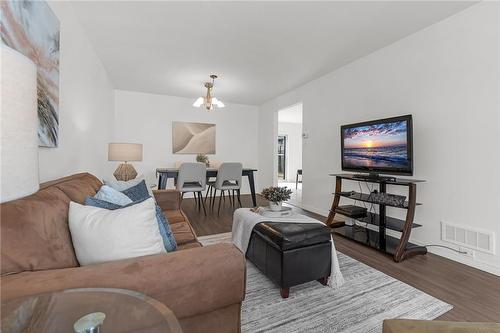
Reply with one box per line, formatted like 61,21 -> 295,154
246,222 -> 332,298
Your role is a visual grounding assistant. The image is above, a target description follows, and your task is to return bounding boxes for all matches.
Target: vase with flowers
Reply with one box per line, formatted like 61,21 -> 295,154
261,186 -> 292,211
196,154 -> 210,167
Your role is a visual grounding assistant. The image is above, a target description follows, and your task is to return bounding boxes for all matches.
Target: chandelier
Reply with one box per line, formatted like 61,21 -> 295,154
193,74 -> 225,110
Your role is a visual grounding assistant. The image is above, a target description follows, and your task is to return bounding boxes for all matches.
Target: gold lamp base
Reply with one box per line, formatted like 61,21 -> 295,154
113,163 -> 138,181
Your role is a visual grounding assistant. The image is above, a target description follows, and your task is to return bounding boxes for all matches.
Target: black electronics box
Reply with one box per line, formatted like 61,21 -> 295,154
335,205 -> 367,218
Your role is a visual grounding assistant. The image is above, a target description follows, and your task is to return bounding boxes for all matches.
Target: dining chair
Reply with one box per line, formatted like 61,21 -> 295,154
211,163 -> 243,216
296,169 -> 303,189
204,160 -> 219,203
176,162 -> 207,215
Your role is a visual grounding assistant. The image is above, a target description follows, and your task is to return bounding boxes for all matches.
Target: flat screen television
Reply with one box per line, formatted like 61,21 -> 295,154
341,115 -> 413,176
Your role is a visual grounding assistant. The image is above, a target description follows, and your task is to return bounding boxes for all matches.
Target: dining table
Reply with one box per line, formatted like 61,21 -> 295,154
156,167 -> 258,207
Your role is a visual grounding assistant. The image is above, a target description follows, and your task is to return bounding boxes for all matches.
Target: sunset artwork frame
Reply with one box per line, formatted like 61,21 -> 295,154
341,115 -> 413,176
1,0 -> 60,147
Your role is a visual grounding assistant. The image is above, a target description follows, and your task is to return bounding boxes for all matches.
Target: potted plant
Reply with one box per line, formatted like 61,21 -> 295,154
261,186 -> 292,211
196,154 -> 210,167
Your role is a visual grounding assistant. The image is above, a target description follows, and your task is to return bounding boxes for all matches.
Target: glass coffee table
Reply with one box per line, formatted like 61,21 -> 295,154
1,288 -> 183,333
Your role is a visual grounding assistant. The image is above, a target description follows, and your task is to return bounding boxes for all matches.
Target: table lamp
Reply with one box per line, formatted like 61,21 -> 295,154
1,46 -> 39,203
108,143 -> 143,181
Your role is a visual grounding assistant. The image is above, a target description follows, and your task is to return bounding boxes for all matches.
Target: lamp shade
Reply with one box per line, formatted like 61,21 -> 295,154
108,143 -> 143,162
0,46 -> 39,203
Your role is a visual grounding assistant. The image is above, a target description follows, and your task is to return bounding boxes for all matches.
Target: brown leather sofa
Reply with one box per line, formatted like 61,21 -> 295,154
1,173 -> 246,333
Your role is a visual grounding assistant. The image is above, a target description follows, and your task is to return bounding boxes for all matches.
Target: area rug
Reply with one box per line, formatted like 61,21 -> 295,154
198,232 -> 453,333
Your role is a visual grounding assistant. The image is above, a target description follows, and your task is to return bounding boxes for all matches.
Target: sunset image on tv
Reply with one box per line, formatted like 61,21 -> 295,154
343,120 -> 409,169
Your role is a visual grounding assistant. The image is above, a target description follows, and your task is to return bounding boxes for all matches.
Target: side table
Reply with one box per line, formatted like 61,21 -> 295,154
1,288 -> 183,333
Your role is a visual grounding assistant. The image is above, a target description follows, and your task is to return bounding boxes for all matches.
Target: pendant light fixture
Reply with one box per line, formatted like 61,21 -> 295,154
193,74 -> 225,111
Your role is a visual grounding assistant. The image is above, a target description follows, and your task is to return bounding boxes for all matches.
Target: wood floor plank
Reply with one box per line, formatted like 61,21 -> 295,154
181,194 -> 500,322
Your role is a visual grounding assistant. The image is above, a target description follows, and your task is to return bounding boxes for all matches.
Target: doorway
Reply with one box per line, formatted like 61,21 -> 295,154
276,103 -> 303,207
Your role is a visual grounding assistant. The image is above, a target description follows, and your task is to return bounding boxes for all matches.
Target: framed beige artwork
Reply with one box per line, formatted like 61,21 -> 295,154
172,122 -> 216,154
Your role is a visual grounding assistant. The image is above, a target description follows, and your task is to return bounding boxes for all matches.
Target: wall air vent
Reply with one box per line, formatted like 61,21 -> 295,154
441,221 -> 495,255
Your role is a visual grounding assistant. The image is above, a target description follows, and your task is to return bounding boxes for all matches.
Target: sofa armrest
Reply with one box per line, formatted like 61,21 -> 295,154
153,189 -> 181,210
135,243 -> 246,318
1,244 -> 246,320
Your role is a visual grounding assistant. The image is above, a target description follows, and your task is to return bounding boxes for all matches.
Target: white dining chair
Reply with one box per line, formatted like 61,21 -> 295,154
211,162 -> 243,215
204,160 -> 220,202
176,162 -> 207,215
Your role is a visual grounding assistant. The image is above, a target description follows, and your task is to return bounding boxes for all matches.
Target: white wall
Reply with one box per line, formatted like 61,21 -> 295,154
277,122 -> 302,183
113,90 -> 259,193
37,2 -> 115,183
258,3 -> 500,275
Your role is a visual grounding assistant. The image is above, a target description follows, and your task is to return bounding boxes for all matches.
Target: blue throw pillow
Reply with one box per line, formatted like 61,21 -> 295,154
104,177 -> 155,201
84,196 -> 122,210
84,192 -> 177,252
121,180 -> 150,202
154,205 -> 177,252
94,185 -> 133,206
84,196 -> 149,210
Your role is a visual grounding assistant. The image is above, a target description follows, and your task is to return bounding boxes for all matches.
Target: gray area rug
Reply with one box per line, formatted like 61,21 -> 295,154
199,232 -> 453,333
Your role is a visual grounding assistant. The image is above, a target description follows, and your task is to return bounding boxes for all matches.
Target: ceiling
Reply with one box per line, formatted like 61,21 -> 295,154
278,104 -> 302,124
71,1 -> 475,105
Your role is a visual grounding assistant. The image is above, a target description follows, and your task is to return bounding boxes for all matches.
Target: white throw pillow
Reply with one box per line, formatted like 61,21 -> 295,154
69,198 -> 166,266
94,185 -> 133,206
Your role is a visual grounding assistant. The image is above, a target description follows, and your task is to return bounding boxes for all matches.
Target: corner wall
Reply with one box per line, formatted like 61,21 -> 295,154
258,3 -> 500,275
38,2 -> 115,183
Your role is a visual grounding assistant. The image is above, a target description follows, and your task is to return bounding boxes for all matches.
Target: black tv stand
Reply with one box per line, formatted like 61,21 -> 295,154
353,173 -> 396,182
326,173 -> 426,262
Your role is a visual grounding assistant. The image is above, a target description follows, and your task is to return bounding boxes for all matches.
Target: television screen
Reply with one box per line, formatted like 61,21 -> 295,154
341,115 -> 413,175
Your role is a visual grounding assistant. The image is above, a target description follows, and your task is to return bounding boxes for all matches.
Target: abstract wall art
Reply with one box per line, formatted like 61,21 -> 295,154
172,122 -> 216,154
1,0 -> 60,147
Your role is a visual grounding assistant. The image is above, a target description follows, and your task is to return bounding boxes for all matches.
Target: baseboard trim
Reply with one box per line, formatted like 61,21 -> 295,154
298,204 -> 500,277
409,238 -> 500,277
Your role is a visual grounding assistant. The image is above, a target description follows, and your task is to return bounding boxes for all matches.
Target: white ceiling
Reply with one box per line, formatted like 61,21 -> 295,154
71,1 -> 475,105
278,104 -> 302,124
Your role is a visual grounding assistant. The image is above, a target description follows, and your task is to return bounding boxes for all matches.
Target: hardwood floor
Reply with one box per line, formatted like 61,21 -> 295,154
181,194 -> 500,323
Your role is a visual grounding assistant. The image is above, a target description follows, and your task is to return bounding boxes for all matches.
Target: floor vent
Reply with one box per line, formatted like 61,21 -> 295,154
441,222 -> 495,254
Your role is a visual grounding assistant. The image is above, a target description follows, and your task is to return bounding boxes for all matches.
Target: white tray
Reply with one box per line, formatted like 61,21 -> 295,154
259,206 -> 293,218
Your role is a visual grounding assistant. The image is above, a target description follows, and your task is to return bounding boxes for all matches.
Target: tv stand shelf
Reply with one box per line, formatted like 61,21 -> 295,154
327,173 -> 427,262
333,225 -> 422,256
334,191 -> 422,208
333,210 -> 422,232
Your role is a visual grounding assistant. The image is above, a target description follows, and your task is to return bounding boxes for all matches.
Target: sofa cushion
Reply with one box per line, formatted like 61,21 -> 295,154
170,220 -> 197,245
163,209 -> 188,224
1,187 -> 79,275
383,319 -> 500,333
177,241 -> 203,250
51,173 -> 102,204
69,198 -> 166,266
